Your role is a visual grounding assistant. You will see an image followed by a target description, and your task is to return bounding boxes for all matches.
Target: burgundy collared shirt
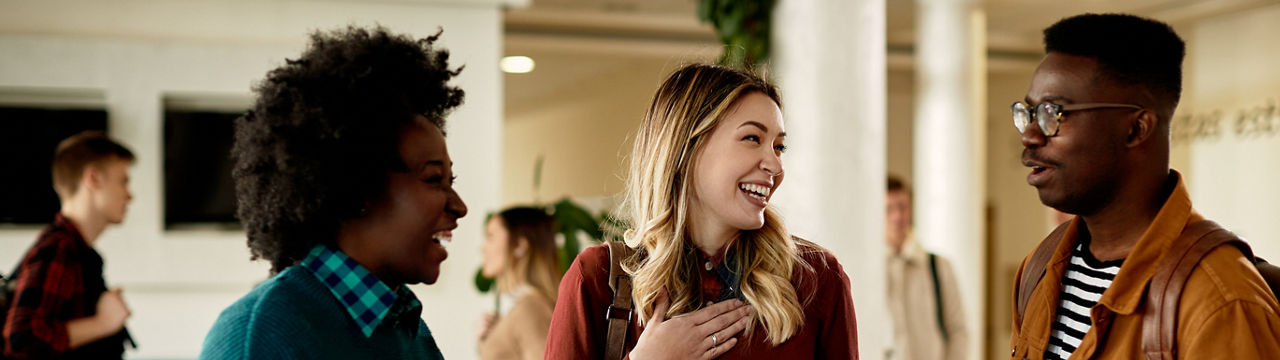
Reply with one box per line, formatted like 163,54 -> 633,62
545,242 -> 859,359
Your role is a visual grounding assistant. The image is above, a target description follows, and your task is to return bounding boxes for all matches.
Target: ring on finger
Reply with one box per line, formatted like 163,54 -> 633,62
712,334 -> 718,345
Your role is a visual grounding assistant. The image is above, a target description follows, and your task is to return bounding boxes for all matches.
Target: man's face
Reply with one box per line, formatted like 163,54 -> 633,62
885,189 -> 911,252
91,158 -> 133,224
1020,53 -> 1135,215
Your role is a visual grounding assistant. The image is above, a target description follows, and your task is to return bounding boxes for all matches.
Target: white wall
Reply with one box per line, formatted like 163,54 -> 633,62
1183,3 -> 1280,261
0,1 -> 508,359
501,52 -> 695,206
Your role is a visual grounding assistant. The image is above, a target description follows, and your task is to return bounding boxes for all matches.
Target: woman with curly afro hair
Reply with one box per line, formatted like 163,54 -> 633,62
200,26 -> 468,359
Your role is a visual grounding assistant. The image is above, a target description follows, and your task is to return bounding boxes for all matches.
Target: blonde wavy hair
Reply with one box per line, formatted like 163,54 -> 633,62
620,64 -> 808,345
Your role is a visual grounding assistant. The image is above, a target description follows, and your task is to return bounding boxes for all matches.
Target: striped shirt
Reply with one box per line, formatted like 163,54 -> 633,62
1045,241 -> 1123,360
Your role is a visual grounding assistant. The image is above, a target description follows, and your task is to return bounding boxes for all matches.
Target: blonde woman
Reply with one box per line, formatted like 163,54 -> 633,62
476,207 -> 560,360
545,64 -> 858,359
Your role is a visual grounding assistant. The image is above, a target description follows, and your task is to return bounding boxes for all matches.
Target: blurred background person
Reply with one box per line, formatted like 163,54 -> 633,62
884,175 -> 967,360
4,131 -> 135,359
476,206 -> 560,360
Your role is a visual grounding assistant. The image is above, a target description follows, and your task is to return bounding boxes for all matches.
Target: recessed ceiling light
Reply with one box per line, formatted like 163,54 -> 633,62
501,56 -> 535,74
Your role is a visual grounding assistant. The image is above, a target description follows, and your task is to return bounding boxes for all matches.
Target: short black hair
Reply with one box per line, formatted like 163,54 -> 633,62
233,26 -> 464,273
1044,13 -> 1185,114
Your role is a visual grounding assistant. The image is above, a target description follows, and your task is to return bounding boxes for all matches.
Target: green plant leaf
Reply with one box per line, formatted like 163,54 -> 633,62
697,0 -> 776,67
719,7 -> 745,36
554,198 -> 603,239
600,211 -> 629,243
560,230 -> 581,273
532,155 -> 544,203
697,0 -> 717,23
474,268 -> 495,293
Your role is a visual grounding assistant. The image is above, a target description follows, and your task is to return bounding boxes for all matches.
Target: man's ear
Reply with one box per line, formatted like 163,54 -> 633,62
81,166 -> 102,192
1126,109 -> 1159,147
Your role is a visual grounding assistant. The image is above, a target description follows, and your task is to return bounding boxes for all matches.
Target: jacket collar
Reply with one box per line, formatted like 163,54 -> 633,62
888,232 -> 928,264
1061,170 -> 1199,315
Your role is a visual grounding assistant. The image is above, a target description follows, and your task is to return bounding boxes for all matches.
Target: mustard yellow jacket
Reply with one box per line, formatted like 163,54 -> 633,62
1009,173 -> 1280,359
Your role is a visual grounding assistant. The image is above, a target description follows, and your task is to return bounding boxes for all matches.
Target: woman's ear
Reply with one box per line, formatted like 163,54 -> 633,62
514,237 -> 530,258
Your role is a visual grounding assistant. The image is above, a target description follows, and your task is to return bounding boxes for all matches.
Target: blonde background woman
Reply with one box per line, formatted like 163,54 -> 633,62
476,207 -> 560,360
545,64 -> 859,359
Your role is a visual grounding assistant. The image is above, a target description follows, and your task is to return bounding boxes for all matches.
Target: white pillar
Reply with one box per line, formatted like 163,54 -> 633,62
913,0 -> 987,359
772,0 -> 887,356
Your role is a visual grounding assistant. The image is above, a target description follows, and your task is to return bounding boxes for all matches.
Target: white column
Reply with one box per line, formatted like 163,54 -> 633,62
913,0 -> 987,359
772,0 -> 887,356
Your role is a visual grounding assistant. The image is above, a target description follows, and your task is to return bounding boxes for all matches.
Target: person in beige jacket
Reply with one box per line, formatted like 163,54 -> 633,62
477,207 -> 561,360
885,176 -> 968,360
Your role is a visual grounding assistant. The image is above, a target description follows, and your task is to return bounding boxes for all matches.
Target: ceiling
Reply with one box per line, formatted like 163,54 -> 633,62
502,0 -> 1280,122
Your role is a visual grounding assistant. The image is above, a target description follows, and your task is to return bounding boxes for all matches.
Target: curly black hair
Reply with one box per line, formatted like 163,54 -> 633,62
233,26 -> 464,273
1044,13 -> 1185,115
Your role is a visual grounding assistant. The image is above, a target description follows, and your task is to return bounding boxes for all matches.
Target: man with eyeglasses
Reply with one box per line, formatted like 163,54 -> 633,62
1007,14 -> 1280,360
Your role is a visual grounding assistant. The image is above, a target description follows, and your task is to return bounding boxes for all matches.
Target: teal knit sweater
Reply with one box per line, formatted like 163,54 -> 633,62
198,266 -> 445,359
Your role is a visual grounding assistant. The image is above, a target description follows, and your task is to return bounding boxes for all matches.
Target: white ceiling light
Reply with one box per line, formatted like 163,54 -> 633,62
500,56 -> 535,74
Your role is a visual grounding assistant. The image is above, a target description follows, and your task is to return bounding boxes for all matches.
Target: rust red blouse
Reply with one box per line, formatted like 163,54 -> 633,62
544,243 -> 859,359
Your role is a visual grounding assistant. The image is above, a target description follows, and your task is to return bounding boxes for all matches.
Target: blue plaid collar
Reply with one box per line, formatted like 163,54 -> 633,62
300,245 -> 423,338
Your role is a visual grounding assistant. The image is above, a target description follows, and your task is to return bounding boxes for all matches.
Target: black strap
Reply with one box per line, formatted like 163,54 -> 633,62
928,253 -> 948,342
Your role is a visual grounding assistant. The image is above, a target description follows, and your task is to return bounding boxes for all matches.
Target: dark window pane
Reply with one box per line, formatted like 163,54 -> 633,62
0,108 -> 108,224
163,109 -> 241,228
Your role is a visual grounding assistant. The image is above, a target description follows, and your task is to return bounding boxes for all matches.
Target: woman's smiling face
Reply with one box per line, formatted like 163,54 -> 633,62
360,118 -> 468,285
688,91 -> 786,233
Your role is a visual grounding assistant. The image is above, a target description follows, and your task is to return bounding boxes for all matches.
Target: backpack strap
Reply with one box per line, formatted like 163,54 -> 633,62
1254,257 -> 1280,298
604,241 -> 637,360
1016,220 -> 1072,327
927,252 -> 948,342
1141,220 -> 1253,360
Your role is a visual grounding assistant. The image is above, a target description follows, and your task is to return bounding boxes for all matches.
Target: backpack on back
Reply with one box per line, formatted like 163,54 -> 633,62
1016,220 -> 1280,360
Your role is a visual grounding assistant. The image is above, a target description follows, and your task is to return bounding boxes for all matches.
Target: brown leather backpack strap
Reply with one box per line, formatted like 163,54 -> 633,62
605,241 -> 637,360
1141,220 -> 1251,360
1254,257 -> 1280,298
1016,220 -> 1072,327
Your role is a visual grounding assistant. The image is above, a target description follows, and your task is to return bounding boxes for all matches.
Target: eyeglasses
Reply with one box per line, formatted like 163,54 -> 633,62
1011,101 -> 1143,137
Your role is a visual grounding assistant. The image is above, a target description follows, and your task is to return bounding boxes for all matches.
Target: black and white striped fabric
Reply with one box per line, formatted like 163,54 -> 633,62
1045,242 -> 1123,360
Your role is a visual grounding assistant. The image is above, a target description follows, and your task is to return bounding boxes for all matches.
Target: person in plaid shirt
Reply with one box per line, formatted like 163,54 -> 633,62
3,131 -> 135,359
